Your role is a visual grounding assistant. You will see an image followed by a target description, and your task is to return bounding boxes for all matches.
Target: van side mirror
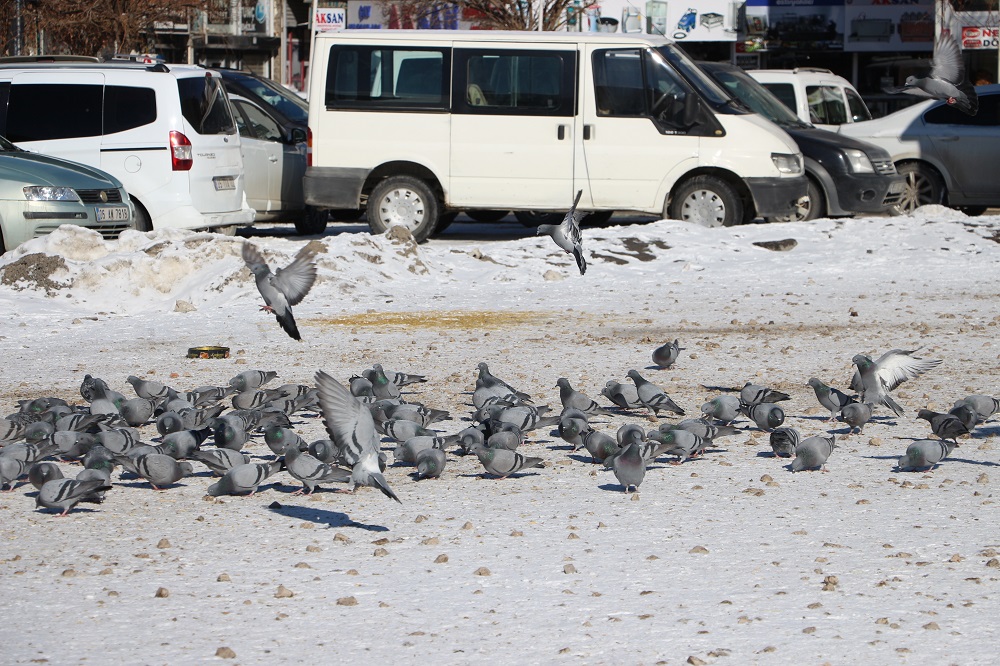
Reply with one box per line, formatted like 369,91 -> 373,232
289,127 -> 307,144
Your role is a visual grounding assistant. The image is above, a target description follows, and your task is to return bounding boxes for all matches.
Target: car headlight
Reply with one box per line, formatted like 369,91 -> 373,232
844,149 -> 875,174
23,186 -> 80,202
771,153 -> 802,175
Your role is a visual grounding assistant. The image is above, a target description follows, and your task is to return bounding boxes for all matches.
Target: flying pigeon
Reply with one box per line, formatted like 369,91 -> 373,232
243,241 -> 318,340
851,349 -> 940,417
882,32 -> 978,116
537,189 -> 587,275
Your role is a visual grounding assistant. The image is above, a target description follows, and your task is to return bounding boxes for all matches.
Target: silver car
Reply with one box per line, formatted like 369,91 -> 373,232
838,84 -> 999,215
0,134 -> 135,251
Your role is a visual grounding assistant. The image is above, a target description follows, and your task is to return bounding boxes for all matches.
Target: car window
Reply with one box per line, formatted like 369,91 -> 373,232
104,86 -> 157,134
761,82 -> 796,113
326,45 -> 451,111
224,72 -> 308,124
234,100 -> 283,141
178,76 -> 236,135
845,88 -> 872,122
456,49 -> 575,116
806,85 -> 848,124
924,93 -> 999,126
6,83 -> 102,142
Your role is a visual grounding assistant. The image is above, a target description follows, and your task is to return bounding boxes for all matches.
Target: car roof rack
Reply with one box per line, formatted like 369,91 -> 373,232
0,55 -> 100,63
792,67 -> 834,74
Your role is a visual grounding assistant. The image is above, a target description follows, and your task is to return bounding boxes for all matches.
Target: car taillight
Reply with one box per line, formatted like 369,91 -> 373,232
307,127 -> 312,167
170,130 -> 193,171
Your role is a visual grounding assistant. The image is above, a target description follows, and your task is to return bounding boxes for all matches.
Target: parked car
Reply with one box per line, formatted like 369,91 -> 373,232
228,94 -> 313,230
748,68 -> 873,131
0,133 -> 135,252
700,62 -> 904,221
212,68 -> 309,132
837,84 -> 1000,215
0,61 -> 254,232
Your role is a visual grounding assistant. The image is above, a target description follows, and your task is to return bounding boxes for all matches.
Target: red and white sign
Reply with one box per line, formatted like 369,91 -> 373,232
314,8 -> 346,34
961,26 -> 998,50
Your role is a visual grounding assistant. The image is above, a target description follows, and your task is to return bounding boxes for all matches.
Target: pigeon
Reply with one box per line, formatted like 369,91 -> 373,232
840,403 -> 873,435
537,189 -> 586,275
367,364 -> 401,400
243,241 -> 318,340
947,403 -> 978,433
415,448 -> 446,480
0,439 -> 57,464
263,426 -> 308,456
475,363 -> 524,397
601,380 -> 643,411
882,32 -> 978,116
229,370 -> 278,392
133,453 -> 193,490
556,378 -> 612,416
125,375 -> 173,400
80,374 -> 110,403
916,409 -> 970,443
897,439 -> 957,472
769,427 -> 800,458
851,349 -> 941,417
791,434 -> 837,472
665,418 -> 739,442
156,411 -> 186,437
377,402 -> 449,427
740,382 -> 790,407
486,429 -> 524,452
646,428 -> 706,464
120,397 -> 158,427
742,403 -> 785,431
157,428 -> 211,459
470,443 -> 543,479
807,378 -> 857,422
0,456 -> 29,491
394,436 -> 449,465
75,465 -> 113,503
479,403 -> 558,432
315,370 -> 401,503
36,478 -> 112,516
28,461 -> 64,490
700,395 -> 742,424
609,439 -> 646,493
207,461 -> 282,497
626,370 -> 684,417
954,395 -> 1000,423
651,339 -> 680,369
190,448 -> 251,476
308,439 -> 339,463
380,419 -> 436,443
0,416 -> 26,442
283,444 -> 352,495
454,426 -> 486,456
370,368 -> 428,388
51,431 -> 97,460
582,429 -> 620,463
558,408 -> 591,450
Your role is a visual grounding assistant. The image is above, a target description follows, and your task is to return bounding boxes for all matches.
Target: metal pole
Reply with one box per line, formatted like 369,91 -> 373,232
14,0 -> 24,55
537,0 -> 544,30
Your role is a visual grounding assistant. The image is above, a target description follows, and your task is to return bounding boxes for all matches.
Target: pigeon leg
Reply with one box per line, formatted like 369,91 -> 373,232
290,488 -> 305,496
259,305 -> 275,313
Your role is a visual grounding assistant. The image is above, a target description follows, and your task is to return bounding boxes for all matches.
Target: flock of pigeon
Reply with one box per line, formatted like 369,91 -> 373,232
0,338 -> 996,515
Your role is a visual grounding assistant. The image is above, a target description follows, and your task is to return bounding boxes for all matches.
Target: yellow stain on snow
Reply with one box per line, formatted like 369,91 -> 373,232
312,310 -> 551,330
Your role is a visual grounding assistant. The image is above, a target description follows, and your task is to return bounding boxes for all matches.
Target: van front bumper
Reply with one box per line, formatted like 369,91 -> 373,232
745,176 -> 808,219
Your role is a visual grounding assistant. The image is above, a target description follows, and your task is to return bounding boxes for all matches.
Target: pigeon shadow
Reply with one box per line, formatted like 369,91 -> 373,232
567,453 -> 599,464
946,456 -> 1000,467
756,451 -> 792,459
863,454 -> 902,461
597,483 -> 634,493
266,502 -> 389,532
457,471 -> 543,480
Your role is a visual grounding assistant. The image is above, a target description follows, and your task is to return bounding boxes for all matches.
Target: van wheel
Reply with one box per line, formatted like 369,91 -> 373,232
367,176 -> 439,243
768,178 -> 824,223
669,175 -> 743,227
134,202 -> 153,232
467,210 -> 510,223
894,163 -> 943,214
295,207 -> 328,235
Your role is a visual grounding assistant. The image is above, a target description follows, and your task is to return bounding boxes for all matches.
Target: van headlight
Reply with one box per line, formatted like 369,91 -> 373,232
844,149 -> 875,174
771,153 -> 802,175
23,186 -> 80,202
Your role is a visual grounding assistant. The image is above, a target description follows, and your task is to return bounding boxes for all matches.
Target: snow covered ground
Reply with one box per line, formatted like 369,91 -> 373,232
1,207 -> 998,664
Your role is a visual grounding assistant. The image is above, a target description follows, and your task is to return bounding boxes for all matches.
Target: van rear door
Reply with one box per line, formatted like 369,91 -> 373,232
450,44 -> 578,208
176,73 -> 245,214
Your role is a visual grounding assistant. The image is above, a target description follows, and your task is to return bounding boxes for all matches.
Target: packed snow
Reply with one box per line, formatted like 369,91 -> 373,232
0,208 -> 998,664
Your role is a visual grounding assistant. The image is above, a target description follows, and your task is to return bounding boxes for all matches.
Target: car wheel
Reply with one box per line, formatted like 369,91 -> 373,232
366,175 -> 440,243
669,175 -> 743,227
768,178 -> 824,223
134,201 -> 153,232
955,205 -> 988,217
514,211 -> 563,227
894,163 -> 943,214
467,210 -> 510,223
295,207 -> 328,235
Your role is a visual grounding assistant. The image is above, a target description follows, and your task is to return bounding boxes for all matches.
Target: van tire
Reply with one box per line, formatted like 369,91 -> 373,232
134,202 -> 153,232
669,176 -> 742,227
367,176 -> 439,243
295,206 -> 328,235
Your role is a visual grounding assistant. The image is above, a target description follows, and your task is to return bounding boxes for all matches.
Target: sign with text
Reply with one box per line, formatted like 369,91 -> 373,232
314,7 -> 347,34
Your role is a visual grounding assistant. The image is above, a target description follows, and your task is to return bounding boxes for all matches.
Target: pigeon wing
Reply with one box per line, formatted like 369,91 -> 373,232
315,370 -> 377,466
930,33 -> 964,85
273,245 -> 318,306
874,350 -> 941,392
241,241 -> 270,274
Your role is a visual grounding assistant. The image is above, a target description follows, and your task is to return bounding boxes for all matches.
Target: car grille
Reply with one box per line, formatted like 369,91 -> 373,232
882,190 -> 903,206
75,189 -> 124,204
33,222 -> 132,240
872,159 -> 896,176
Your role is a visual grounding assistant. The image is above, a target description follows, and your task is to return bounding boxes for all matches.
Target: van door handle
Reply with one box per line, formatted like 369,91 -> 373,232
557,125 -> 567,140
584,125 -> 593,140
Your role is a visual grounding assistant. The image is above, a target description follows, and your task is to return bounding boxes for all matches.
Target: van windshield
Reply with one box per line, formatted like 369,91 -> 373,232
655,45 -> 732,108
178,75 -> 237,135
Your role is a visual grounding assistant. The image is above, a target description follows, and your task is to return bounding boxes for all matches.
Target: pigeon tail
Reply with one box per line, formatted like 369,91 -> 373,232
953,79 -> 979,115
369,472 -> 402,504
572,246 -> 587,275
275,311 -> 302,341
880,393 -> 905,417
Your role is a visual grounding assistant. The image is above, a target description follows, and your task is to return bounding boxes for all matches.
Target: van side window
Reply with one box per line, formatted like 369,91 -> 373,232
454,49 -> 576,116
104,86 -> 157,135
6,84 -> 102,142
592,48 -> 695,133
806,85 -> 848,125
326,45 -> 450,110
178,76 -> 237,135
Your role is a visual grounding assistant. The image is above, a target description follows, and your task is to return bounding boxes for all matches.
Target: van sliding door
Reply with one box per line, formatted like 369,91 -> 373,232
450,45 -> 577,208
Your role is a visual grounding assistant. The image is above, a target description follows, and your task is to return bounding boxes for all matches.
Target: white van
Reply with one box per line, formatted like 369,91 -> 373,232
747,68 -> 873,132
0,62 -> 255,232
305,30 -> 806,240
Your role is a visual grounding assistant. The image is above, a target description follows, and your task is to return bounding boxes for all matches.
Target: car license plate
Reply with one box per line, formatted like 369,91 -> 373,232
96,206 -> 130,222
213,176 -> 236,191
